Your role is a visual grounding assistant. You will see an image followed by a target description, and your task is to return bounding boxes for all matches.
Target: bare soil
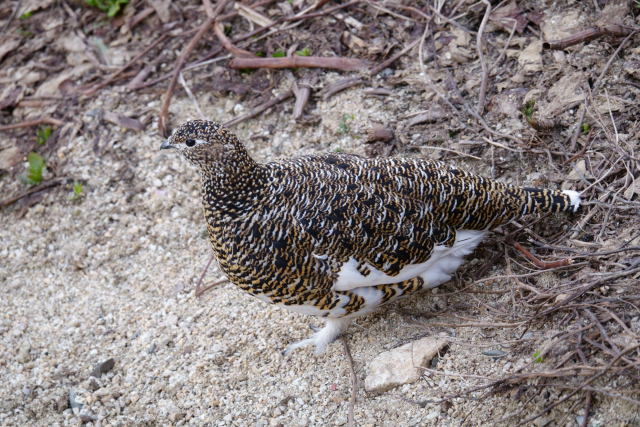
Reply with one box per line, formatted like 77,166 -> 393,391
1,1 -> 639,426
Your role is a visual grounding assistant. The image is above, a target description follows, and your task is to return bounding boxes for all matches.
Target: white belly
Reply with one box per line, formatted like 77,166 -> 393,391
333,229 -> 486,291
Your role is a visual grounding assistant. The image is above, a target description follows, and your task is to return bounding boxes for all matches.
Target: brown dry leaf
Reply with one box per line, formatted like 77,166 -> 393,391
103,111 -> 146,131
235,3 -> 274,27
541,9 -> 585,41
147,0 -> 171,23
487,88 -> 526,118
341,31 -> 366,54
405,109 -> 447,127
0,84 -> 24,110
517,40 -> 542,74
598,0 -> 629,26
545,72 -> 585,114
18,0 -> 55,16
35,64 -> 93,97
0,36 -> 20,64
623,177 -> 639,200
0,145 -> 22,171
566,160 -> 594,181
490,1 -> 529,33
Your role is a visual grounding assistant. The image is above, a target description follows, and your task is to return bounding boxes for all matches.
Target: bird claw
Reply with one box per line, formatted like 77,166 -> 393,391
281,318 -> 352,356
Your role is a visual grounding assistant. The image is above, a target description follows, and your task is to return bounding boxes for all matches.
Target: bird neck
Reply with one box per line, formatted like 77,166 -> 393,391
200,154 -> 268,222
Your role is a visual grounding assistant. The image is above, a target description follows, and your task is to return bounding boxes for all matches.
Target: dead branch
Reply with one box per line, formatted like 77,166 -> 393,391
322,77 -> 364,100
213,21 -> 255,58
223,90 -> 294,128
476,0 -> 491,115
158,0 -> 232,137
370,36 -> 421,76
363,88 -> 393,96
229,56 -> 369,71
0,117 -> 65,131
592,30 -> 638,92
195,278 -> 229,298
518,345 -> 640,426
284,0 -> 360,23
366,125 -> 394,143
513,242 -> 573,269
83,34 -> 169,96
128,7 -> 155,30
543,24 -> 635,50
0,177 -> 71,209
340,337 -> 357,427
292,81 -> 311,120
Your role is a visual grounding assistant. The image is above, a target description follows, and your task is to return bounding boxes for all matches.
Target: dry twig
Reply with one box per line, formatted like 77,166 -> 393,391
292,81 -> 311,120
340,337 -> 357,427
0,177 -> 71,209
513,242 -> 573,269
158,0 -> 232,137
475,0 -> 491,115
0,117 -> 65,131
229,56 -> 369,71
223,90 -> 294,128
322,78 -> 364,100
213,21 -> 255,58
543,24 -> 635,50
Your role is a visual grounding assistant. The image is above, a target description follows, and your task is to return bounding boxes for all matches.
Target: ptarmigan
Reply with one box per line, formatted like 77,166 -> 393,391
161,120 -> 581,354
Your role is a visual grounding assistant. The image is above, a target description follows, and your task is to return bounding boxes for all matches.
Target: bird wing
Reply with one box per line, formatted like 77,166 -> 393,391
278,154 -> 457,289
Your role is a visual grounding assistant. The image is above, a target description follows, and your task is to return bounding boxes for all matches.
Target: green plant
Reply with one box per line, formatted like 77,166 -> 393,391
522,100 -> 536,120
19,11 -> 34,19
581,123 -> 590,134
532,350 -> 544,363
338,114 -> 355,134
36,126 -> 52,145
271,50 -> 286,58
84,0 -> 129,17
295,48 -> 311,57
71,182 -> 84,201
18,29 -> 34,38
24,152 -> 45,185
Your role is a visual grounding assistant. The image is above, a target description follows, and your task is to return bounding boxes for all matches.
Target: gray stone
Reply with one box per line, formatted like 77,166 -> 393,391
364,337 -> 448,393
90,358 -> 115,378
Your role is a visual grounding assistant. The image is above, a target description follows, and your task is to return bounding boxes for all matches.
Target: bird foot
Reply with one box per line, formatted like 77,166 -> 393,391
283,318 -> 352,356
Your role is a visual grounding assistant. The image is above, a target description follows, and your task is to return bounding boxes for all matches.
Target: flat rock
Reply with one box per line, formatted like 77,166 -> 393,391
90,358 -> 115,378
364,337 -> 448,393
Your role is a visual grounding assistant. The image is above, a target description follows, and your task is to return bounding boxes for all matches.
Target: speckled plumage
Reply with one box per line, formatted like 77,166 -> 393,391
161,120 -> 581,354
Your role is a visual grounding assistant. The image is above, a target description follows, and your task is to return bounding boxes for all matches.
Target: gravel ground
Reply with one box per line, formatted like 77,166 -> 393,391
2,87 -> 637,426
2,1 -> 639,424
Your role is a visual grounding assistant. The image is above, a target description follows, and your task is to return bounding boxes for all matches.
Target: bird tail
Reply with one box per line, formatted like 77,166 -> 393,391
440,174 -> 582,231
514,187 -> 581,215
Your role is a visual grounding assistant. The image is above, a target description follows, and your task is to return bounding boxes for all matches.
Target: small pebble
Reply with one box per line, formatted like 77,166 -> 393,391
90,358 -> 115,378
482,349 -> 508,358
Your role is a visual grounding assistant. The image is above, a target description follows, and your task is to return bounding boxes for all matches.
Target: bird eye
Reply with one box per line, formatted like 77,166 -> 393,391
185,139 -> 196,147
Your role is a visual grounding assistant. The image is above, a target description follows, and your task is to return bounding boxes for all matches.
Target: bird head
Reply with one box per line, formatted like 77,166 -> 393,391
160,120 -> 248,173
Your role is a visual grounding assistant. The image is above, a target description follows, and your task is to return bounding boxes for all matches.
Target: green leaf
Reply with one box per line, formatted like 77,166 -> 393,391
271,51 -> 286,58
532,351 -> 544,363
338,114 -> 354,135
26,152 -> 45,185
84,0 -> 128,16
522,100 -> 535,119
19,11 -> 34,19
36,126 -> 52,145
71,181 -> 84,200
295,48 -> 311,57
581,123 -> 590,134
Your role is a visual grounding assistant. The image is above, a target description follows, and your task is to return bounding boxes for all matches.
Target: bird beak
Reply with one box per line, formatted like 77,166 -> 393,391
160,140 -> 174,150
